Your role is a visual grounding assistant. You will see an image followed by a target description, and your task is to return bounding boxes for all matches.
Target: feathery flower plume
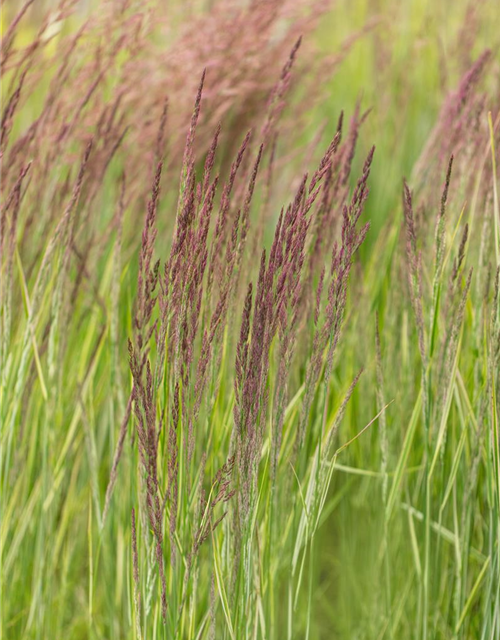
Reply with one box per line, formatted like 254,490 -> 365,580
297,146 -> 374,448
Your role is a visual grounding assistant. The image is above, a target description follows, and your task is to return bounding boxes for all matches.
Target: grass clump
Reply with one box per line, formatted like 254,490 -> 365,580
0,0 -> 499,638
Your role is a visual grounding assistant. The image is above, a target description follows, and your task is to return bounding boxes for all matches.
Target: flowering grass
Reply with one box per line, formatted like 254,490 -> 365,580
1,1 -> 499,638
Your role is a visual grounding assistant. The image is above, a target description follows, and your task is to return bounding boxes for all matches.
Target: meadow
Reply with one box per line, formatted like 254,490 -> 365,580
1,0 -> 499,638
